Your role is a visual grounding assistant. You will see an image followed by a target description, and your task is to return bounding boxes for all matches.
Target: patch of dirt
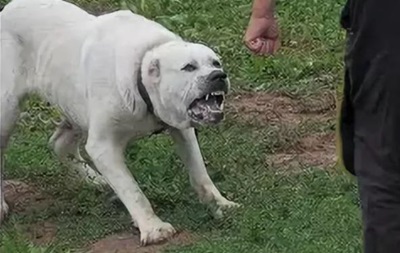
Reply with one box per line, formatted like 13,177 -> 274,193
4,180 -> 53,214
4,180 -> 57,245
88,230 -> 197,253
16,221 -> 58,245
227,91 -> 338,170
3,180 -> 196,251
266,132 -> 337,171
226,91 -> 336,126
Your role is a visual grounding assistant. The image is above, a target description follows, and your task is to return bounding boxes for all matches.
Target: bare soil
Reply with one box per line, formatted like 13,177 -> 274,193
4,180 -> 57,245
4,180 -> 197,251
265,133 -> 337,172
88,230 -> 197,253
226,91 -> 338,170
4,180 -> 53,215
226,90 -> 336,126
15,221 -> 58,245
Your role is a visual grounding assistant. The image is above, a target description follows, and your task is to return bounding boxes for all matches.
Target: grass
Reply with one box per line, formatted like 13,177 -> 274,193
0,0 -> 362,252
0,232 -> 70,253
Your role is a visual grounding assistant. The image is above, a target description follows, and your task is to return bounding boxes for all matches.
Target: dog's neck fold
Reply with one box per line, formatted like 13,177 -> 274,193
137,52 -> 168,135
138,42 -> 167,116
138,39 -> 186,132
137,68 -> 154,115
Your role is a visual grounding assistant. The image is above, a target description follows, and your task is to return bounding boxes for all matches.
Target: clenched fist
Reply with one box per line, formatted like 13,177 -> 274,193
244,14 -> 280,55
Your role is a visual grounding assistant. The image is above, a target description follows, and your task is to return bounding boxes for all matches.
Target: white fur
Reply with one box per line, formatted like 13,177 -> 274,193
0,0 -> 238,245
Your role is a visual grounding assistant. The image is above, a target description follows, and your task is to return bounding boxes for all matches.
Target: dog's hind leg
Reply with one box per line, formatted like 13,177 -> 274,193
0,32 -> 25,224
0,96 -> 20,224
49,120 -> 107,186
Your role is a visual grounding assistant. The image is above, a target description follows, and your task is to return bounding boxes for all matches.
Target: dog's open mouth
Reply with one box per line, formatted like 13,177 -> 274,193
188,91 -> 225,124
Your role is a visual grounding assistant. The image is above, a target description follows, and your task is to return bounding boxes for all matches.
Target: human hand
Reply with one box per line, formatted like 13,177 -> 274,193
244,14 -> 281,55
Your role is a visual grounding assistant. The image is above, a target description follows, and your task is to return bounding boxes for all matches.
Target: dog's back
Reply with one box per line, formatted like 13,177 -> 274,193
0,0 -> 179,117
0,0 -> 97,130
1,0 -> 94,51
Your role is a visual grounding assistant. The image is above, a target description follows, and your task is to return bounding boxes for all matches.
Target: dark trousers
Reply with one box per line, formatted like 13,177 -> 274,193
339,1 -> 400,252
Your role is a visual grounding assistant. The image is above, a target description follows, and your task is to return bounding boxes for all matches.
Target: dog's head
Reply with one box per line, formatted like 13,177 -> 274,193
141,41 -> 230,129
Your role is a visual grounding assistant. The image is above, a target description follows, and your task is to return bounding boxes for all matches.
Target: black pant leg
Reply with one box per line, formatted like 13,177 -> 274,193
352,53 -> 400,253
350,56 -> 400,253
343,1 -> 400,252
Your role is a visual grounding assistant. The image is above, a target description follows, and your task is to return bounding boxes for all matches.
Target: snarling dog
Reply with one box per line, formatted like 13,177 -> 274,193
0,0 -> 239,245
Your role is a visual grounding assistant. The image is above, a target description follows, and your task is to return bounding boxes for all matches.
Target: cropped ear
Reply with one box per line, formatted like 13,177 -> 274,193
148,59 -> 160,78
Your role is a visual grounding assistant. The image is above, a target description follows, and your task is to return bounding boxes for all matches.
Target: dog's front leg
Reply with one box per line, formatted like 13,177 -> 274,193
170,128 -> 239,217
85,131 -> 176,245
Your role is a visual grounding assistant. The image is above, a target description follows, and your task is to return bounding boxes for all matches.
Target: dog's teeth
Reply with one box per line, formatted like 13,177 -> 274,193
206,94 -> 210,101
212,91 -> 223,96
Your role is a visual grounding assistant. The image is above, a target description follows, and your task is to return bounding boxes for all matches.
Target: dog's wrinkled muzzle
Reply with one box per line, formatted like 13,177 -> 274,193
188,70 -> 229,125
206,70 -> 229,94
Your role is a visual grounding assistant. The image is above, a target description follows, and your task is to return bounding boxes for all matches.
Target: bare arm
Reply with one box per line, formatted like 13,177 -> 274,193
251,0 -> 275,18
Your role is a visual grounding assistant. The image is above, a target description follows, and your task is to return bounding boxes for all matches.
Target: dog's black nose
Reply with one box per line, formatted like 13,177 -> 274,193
208,70 -> 227,82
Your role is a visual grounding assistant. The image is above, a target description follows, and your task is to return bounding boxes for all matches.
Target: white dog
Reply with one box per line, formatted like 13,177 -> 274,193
0,0 -> 239,245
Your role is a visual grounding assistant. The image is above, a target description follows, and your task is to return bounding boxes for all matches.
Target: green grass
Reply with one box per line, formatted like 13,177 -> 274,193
121,0 -> 347,93
0,231 -> 70,253
0,0 -> 361,252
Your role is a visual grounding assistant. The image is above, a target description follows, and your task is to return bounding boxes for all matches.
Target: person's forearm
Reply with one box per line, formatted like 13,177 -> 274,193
251,0 -> 275,18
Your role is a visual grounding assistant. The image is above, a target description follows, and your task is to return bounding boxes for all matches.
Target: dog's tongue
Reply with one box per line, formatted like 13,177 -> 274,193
204,96 -> 220,111
192,96 -> 220,114
191,96 -> 223,123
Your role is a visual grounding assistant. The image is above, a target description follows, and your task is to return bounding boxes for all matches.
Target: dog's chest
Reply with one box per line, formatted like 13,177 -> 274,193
115,113 -> 166,140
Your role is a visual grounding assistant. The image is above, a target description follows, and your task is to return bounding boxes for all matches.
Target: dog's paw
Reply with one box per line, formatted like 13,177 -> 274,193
213,198 -> 241,219
140,220 -> 176,246
0,200 -> 9,224
217,198 -> 241,208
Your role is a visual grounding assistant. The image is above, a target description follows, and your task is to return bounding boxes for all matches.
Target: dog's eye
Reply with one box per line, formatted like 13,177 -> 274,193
181,63 -> 197,72
212,60 -> 221,68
